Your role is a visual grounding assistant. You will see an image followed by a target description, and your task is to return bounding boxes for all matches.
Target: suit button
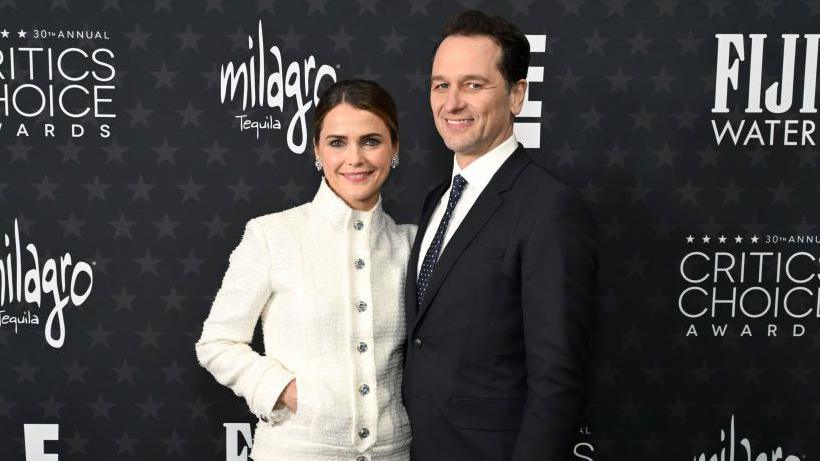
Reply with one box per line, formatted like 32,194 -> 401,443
357,301 -> 367,312
358,427 -> 370,439
414,337 -> 423,349
357,341 -> 368,353
259,414 -> 269,423
354,220 -> 364,230
354,258 -> 365,270
359,384 -> 370,396
356,457 -> 367,461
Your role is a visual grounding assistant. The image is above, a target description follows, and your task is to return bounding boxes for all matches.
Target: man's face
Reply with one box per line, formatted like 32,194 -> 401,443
430,35 -> 526,161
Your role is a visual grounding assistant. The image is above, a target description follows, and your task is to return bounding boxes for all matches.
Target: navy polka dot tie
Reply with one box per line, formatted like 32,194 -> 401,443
417,174 -> 467,305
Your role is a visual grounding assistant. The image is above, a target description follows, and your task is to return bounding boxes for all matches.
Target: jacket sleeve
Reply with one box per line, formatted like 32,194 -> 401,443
511,190 -> 598,461
194,219 -> 295,423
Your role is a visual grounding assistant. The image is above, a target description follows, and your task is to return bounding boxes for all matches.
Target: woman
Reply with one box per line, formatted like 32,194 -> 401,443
195,80 -> 415,460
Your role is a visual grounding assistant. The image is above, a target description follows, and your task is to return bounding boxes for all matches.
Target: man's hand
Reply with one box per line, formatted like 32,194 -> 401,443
275,378 -> 298,413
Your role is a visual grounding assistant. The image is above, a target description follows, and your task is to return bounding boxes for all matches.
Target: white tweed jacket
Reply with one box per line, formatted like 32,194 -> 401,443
195,178 -> 416,460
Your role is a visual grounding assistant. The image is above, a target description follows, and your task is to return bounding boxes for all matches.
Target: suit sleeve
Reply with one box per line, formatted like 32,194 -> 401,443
511,189 -> 598,461
194,219 -> 295,423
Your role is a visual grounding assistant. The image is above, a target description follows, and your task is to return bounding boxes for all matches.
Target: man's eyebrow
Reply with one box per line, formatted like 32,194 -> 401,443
430,74 -> 490,82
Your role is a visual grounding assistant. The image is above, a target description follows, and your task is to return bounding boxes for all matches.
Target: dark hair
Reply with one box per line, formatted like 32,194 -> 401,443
312,79 -> 399,146
435,10 -> 530,88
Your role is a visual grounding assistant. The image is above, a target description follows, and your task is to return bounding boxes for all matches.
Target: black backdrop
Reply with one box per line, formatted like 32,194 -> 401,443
1,1 -> 818,459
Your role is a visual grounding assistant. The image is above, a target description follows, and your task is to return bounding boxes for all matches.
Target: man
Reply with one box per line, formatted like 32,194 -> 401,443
402,10 -> 598,461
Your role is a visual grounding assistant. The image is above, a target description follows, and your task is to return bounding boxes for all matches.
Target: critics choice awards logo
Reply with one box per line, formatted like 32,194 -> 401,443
712,34 -> 820,147
0,26 -> 116,138
678,232 -> 820,338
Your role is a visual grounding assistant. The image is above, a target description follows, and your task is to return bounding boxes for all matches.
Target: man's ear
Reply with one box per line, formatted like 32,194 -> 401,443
509,79 -> 528,116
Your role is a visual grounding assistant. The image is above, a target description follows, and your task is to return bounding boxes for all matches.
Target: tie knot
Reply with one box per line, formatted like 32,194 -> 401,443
451,174 -> 467,193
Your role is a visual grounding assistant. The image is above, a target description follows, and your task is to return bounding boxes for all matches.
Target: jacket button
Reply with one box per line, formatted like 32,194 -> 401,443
259,414 -> 269,423
359,384 -> 370,396
356,457 -> 367,461
357,341 -> 368,353
414,337 -> 423,349
354,220 -> 364,230
354,258 -> 365,270
358,427 -> 370,439
357,301 -> 367,312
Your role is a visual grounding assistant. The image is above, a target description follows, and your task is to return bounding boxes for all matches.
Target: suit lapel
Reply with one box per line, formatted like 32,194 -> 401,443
412,145 -> 531,333
406,179 -> 449,320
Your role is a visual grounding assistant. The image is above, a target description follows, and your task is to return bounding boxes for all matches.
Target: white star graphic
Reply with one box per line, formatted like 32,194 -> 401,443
17,30 -> 27,38
718,235 -> 727,243
1,29 -> 9,38
751,235 -> 759,243
686,235 -> 694,243
702,235 -> 711,243
734,235 -> 743,243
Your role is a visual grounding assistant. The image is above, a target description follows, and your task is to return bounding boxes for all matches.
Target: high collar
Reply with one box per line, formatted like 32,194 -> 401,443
310,177 -> 385,231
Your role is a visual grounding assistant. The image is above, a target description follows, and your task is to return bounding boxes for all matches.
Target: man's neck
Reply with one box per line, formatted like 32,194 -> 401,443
454,129 -> 514,169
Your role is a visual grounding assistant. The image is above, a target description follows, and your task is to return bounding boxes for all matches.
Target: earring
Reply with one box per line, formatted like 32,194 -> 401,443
390,152 -> 399,169
314,158 -> 323,171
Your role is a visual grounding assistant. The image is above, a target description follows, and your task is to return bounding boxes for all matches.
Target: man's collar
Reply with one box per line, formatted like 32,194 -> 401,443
450,132 -> 519,190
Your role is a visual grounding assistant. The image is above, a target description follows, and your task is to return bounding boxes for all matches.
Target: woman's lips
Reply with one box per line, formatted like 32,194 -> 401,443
340,171 -> 374,183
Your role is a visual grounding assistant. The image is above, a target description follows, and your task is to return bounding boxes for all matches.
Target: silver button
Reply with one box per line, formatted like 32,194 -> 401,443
354,220 -> 364,230
355,258 -> 365,270
357,301 -> 367,312
357,341 -> 368,353
357,457 -> 367,461
359,384 -> 370,396
358,427 -> 370,439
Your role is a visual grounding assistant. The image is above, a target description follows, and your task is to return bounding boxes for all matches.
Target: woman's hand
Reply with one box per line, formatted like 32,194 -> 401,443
275,378 -> 298,413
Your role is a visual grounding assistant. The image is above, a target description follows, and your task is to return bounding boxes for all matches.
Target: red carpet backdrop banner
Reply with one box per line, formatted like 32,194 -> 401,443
1,0 -> 818,460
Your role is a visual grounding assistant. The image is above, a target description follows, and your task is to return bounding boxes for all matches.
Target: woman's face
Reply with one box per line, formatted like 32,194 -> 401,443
314,103 -> 397,211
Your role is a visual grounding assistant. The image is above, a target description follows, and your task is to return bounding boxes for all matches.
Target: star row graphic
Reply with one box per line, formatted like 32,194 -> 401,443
686,234 -> 763,243
0,29 -> 24,38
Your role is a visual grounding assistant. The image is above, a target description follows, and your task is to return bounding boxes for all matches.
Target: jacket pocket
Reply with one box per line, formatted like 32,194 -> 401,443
287,377 -> 314,429
447,396 -> 524,430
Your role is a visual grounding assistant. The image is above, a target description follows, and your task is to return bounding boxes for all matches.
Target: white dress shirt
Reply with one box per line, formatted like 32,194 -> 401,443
196,178 -> 416,460
417,133 -> 518,276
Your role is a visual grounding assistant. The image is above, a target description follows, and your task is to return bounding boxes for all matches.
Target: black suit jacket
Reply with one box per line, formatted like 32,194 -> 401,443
402,144 -> 597,461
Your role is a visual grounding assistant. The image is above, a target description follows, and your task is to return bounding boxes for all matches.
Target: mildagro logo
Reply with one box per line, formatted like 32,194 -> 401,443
694,415 -> 801,461
219,19 -> 337,153
0,219 -> 94,348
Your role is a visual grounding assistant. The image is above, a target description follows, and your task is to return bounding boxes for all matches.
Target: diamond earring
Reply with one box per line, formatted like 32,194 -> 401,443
314,158 -> 323,171
390,152 -> 399,169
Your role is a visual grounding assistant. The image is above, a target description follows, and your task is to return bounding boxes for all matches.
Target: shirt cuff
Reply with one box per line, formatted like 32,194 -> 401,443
252,360 -> 295,424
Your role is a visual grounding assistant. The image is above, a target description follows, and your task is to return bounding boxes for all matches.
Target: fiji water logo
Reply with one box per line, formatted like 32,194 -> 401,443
0,219 -> 93,348
694,415 -> 801,461
218,19 -> 337,153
